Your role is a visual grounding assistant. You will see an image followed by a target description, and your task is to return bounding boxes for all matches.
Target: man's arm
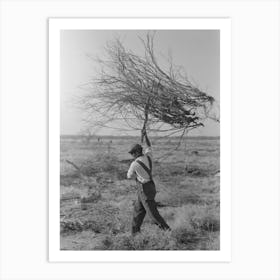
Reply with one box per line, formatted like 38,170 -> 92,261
142,128 -> 153,158
127,162 -> 136,180
142,127 -> 151,147
144,133 -> 151,147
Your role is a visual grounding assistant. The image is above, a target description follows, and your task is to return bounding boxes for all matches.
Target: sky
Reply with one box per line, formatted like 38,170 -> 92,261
60,30 -> 220,136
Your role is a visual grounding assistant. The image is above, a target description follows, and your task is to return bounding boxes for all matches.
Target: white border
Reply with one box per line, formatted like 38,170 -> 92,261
49,18 -> 231,262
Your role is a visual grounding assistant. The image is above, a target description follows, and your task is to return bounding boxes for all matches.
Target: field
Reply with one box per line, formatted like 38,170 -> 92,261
60,136 -> 220,250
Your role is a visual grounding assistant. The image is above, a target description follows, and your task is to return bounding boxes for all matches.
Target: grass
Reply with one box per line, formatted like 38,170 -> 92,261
60,136 -> 220,250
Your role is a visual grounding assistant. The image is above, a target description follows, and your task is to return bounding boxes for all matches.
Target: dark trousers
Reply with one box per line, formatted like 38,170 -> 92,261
131,180 -> 170,234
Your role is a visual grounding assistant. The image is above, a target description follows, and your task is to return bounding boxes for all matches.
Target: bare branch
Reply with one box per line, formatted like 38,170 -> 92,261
79,32 -> 218,147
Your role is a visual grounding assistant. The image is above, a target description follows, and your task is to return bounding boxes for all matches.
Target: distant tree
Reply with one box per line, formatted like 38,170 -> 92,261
80,32 -> 218,150
81,128 -> 95,144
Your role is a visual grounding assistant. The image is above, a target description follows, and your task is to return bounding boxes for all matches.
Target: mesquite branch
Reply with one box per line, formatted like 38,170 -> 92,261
80,32 -> 217,145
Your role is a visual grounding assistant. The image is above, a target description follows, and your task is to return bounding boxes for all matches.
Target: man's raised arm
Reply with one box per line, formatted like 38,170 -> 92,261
142,128 -> 151,147
144,133 -> 151,147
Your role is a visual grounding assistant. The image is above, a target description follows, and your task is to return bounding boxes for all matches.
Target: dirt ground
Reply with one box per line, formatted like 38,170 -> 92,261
60,136 -> 220,250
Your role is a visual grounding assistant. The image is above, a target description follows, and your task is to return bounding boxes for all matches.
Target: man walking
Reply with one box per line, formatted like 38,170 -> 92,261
127,130 -> 170,235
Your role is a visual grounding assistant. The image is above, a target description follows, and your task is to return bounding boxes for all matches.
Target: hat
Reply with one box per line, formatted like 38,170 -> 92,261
128,143 -> 143,154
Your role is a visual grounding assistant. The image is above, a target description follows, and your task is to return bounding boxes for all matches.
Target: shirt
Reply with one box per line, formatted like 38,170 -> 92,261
127,147 -> 153,183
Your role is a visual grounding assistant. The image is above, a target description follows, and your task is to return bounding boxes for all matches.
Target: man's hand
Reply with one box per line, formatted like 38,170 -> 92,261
143,130 -> 151,147
141,126 -> 147,144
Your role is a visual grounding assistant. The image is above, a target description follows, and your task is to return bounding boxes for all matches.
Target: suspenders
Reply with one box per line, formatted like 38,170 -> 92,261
136,155 -> 153,181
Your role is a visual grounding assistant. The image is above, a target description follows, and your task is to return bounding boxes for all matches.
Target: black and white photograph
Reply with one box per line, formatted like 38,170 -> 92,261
49,18 -> 231,261
2,1 -> 280,278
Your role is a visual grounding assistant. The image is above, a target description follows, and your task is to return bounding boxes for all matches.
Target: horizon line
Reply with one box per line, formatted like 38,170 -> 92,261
60,134 -> 220,138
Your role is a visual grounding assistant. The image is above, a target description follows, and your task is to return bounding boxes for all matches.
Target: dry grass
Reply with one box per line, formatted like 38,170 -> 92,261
60,136 -> 220,250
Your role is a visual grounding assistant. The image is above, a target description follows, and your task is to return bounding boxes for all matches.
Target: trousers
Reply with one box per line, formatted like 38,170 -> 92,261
131,180 -> 170,234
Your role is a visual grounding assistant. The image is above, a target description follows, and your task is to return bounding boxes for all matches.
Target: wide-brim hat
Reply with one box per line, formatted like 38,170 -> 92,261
128,143 -> 143,154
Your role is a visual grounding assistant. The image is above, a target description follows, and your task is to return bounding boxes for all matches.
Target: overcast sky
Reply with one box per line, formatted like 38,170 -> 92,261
60,30 -> 220,136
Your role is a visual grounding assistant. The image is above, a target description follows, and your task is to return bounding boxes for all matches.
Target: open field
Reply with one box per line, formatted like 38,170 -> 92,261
60,136 -> 220,250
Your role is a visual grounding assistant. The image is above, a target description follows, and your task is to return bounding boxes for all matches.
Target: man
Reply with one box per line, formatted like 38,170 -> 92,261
127,130 -> 170,235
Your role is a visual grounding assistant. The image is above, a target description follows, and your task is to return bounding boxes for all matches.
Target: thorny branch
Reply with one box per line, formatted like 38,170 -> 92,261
79,32 -> 219,153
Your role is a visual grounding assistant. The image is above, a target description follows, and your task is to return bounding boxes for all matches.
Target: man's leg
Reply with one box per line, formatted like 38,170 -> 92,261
140,181 -> 170,230
141,198 -> 170,230
131,195 -> 146,234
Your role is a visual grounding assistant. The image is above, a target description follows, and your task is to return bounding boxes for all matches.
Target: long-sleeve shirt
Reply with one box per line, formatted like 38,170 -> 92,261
127,147 -> 153,183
